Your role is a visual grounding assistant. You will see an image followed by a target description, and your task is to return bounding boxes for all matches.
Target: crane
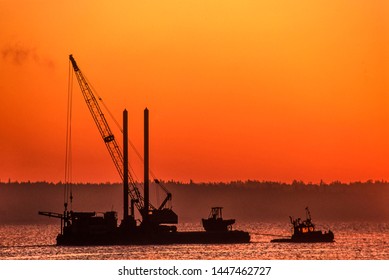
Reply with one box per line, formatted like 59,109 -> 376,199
69,54 -> 177,225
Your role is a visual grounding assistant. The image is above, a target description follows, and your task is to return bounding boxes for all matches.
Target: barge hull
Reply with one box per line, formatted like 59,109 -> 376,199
56,230 -> 250,246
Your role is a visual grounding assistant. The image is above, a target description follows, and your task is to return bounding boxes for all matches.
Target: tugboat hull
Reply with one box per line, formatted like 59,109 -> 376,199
271,230 -> 334,243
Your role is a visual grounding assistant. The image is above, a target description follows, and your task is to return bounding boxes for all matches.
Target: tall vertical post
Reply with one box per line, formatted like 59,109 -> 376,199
123,109 -> 129,220
143,108 -> 149,222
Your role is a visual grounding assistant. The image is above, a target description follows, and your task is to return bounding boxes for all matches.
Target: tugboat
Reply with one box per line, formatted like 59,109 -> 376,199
271,207 -> 334,243
202,207 -> 235,232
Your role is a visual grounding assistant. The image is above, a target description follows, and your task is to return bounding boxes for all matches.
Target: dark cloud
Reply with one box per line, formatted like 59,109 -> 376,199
2,42 -> 55,69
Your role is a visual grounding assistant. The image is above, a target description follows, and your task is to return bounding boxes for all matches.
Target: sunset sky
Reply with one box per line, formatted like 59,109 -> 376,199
1,0 -> 388,183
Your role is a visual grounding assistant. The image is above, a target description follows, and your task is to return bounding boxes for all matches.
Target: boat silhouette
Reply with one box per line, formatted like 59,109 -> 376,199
202,207 -> 236,232
271,207 -> 334,243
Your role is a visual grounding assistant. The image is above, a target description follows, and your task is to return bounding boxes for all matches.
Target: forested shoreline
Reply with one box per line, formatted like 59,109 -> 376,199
1,180 -> 388,224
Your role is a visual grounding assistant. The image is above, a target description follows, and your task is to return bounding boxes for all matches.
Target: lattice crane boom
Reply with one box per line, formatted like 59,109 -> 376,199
69,54 -> 144,211
68,55 -> 177,225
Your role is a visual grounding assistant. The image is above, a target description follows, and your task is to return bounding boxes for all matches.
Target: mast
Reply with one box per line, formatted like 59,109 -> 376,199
123,109 -> 129,220
143,108 -> 149,222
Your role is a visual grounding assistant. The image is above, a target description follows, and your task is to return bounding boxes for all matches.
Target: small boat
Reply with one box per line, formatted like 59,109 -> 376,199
271,207 -> 334,243
202,207 -> 236,232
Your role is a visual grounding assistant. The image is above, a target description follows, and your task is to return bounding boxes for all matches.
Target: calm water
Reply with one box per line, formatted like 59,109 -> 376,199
0,222 -> 388,260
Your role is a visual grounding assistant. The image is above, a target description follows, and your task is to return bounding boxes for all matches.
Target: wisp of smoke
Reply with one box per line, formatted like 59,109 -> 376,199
2,42 -> 54,69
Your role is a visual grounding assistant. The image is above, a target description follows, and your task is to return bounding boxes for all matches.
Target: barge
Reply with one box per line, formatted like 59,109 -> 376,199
39,55 -> 250,245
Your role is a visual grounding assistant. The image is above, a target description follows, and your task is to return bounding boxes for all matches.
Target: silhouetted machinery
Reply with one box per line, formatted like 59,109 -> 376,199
68,55 -> 177,227
40,55 -> 177,239
39,55 -> 250,245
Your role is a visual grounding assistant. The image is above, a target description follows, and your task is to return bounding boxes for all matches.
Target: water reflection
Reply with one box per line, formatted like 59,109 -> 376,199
0,222 -> 388,260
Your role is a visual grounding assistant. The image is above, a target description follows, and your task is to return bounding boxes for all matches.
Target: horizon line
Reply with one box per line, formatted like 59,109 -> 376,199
1,179 -> 388,186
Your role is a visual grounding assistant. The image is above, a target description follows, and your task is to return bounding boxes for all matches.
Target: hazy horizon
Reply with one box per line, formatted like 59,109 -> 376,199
1,180 -> 388,224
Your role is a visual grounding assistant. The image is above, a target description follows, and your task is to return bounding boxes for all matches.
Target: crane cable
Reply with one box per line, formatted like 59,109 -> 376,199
80,75 -> 140,183
86,77 -> 170,195
64,60 -> 74,210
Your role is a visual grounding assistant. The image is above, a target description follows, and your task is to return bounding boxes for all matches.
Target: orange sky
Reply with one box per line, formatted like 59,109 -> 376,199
1,0 -> 388,183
